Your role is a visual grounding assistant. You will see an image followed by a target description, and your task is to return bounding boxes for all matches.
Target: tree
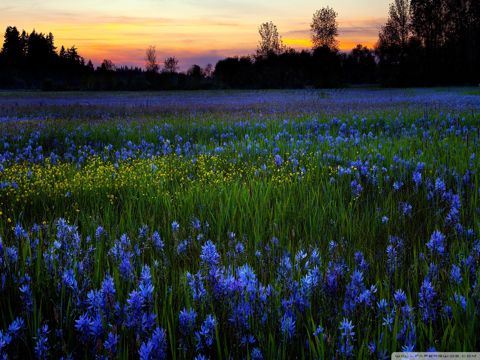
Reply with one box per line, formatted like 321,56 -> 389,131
256,21 -> 284,58
86,60 -> 94,72
376,0 -> 416,85
99,59 -> 116,72
410,0 -> 447,50
204,63 -> 213,78
311,7 -> 338,50
67,46 -> 83,64
1,26 -> 24,65
163,56 -> 179,73
343,45 -> 377,83
379,0 -> 410,51
25,30 -> 57,72
145,46 -> 159,73
187,64 -> 203,78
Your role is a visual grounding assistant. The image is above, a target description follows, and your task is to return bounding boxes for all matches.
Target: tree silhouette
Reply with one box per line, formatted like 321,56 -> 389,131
204,64 -> 213,78
99,59 -> 116,72
376,0 -> 412,84
256,21 -> 284,58
145,46 -> 159,73
1,26 -> 24,67
311,7 -> 338,50
343,45 -> 376,83
163,56 -> 179,73
187,64 -> 203,78
379,0 -> 410,52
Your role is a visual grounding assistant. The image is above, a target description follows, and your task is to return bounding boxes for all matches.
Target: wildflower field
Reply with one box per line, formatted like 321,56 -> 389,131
0,89 -> 479,359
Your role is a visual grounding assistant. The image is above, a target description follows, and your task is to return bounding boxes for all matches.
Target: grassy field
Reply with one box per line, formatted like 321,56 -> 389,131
0,89 -> 479,359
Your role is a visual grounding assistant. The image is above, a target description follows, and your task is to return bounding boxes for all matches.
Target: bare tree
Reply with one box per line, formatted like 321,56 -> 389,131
256,21 -> 284,58
145,46 -> 159,73
311,7 -> 339,50
163,56 -> 179,73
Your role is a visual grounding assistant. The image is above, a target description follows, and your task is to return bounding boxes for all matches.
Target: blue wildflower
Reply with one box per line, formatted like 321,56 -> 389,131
19,284 -> 33,313
75,313 -> 91,342
377,298 -> 388,314
280,313 -> 296,341
434,178 -> 446,195
399,202 -> 412,217
119,256 -> 134,282
179,308 -> 197,336
89,314 -> 103,340
177,239 -> 189,255
34,324 -> 49,359
195,314 -> 216,351
139,327 -> 167,360
412,171 -> 422,188
338,318 -> 355,357
274,154 -> 283,166
394,289 -> 407,305
101,274 -> 116,311
191,218 -> 201,231
125,290 -> 143,331
14,224 -> 26,239
139,340 -> 154,360
200,240 -> 220,268
62,268 -> 77,292
6,246 -> 18,264
235,242 -> 245,255
450,264 -> 462,285
343,270 -> 366,315
419,280 -> 437,322
454,293 -> 466,311
251,347 -> 263,360
313,325 -> 324,337
446,194 -> 461,226
186,271 -> 207,302
171,221 -> 180,232
7,318 -> 24,339
95,226 -> 105,240
104,332 -> 119,354
393,180 -> 403,191
382,312 -> 394,331
426,230 -> 446,257
139,225 -> 149,239
402,343 -> 415,352
351,179 -> 363,198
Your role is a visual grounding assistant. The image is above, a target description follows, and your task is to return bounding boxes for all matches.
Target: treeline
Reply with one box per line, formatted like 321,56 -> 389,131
215,45 -> 376,89
0,28 -> 215,90
217,0 -> 480,88
377,0 -> 480,86
0,0 -> 478,90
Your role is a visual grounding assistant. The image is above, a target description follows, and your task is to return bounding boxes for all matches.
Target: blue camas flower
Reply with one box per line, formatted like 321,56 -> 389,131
338,318 -> 355,357
426,230 -> 446,257
419,280 -> 437,322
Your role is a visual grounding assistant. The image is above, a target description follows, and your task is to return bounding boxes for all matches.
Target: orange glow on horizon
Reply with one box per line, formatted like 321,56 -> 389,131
0,3 -> 386,70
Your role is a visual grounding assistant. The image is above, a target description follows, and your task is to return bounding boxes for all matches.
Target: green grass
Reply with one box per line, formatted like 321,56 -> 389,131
0,96 -> 479,358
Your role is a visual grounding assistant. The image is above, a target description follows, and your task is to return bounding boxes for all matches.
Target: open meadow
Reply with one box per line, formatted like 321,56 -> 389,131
0,88 -> 479,358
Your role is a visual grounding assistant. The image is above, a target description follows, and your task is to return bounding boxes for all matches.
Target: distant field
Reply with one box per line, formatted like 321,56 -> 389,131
0,89 -> 479,358
1,87 -> 479,119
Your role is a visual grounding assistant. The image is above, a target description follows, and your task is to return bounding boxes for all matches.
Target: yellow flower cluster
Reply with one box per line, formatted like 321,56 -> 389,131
0,154 -> 309,215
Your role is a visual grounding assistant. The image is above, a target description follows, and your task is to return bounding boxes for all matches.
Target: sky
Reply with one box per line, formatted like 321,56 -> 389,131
0,0 -> 389,70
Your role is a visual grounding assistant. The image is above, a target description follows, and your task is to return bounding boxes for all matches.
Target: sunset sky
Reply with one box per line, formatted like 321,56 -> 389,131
0,0 -> 389,70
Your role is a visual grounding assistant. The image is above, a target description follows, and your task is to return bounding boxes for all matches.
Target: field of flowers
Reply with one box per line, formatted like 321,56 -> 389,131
0,88 -> 479,359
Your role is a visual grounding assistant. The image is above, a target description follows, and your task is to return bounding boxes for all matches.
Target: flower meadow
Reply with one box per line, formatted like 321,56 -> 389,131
0,89 -> 479,359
